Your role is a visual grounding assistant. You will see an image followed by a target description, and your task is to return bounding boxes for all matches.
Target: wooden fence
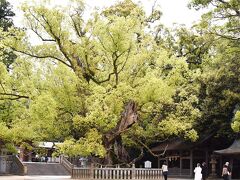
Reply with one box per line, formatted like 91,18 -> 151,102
72,166 -> 162,179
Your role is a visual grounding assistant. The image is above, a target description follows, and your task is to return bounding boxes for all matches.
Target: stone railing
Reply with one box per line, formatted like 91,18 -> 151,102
3,155 -> 25,175
60,156 -> 162,179
72,165 -> 162,179
60,155 -> 74,173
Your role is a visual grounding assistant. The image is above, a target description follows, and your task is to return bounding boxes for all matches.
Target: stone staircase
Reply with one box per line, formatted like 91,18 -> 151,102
23,162 -> 70,176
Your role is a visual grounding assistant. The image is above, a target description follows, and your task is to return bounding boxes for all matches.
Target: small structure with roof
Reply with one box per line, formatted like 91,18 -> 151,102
214,138 -> 240,179
151,138 -> 212,178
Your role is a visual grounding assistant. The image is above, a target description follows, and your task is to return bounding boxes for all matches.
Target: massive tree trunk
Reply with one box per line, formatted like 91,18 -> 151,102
103,100 -> 138,165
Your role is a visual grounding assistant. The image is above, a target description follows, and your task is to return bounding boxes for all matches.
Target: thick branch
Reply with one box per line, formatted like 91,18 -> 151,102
105,101 -> 138,144
11,47 -> 72,68
40,14 -> 74,69
31,28 -> 56,42
70,14 -> 85,38
117,46 -> 131,74
0,93 -> 29,100
136,139 -> 168,158
128,147 -> 144,165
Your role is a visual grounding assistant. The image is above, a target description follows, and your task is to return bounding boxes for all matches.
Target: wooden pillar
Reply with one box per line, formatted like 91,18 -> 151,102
180,151 -> 182,176
230,158 -> 233,179
190,150 -> 193,177
205,150 -> 209,176
220,155 -> 223,176
205,150 -> 208,164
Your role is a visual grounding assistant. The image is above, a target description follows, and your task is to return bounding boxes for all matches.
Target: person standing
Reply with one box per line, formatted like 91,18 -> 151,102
222,164 -> 229,180
202,162 -> 208,180
162,161 -> 168,180
194,163 -> 202,180
225,162 -> 232,179
45,155 -> 48,163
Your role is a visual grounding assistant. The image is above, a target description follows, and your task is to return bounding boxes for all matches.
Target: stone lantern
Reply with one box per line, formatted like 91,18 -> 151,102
209,154 -> 217,178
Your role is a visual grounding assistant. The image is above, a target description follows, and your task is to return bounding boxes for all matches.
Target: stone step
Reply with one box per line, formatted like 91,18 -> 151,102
23,162 -> 70,176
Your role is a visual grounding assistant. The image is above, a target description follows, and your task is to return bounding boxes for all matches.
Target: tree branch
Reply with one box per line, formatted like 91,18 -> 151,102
70,14 -> 85,38
117,46 -> 131,74
136,139 -> 168,158
0,93 -> 29,100
40,14 -> 74,69
128,147 -> 144,165
11,47 -> 72,68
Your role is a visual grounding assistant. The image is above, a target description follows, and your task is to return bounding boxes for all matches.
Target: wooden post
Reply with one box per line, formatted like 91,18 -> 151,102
205,150 -> 208,165
180,151 -> 182,176
190,150 -> 193,177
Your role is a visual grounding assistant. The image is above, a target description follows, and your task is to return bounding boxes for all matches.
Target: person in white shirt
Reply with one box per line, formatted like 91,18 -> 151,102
162,161 -> 168,180
194,163 -> 202,180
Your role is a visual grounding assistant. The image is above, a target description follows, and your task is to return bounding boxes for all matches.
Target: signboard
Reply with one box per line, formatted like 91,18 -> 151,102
144,160 -> 152,168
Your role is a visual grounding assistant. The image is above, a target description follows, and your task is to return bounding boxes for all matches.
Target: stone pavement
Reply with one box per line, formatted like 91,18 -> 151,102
0,175 -> 71,180
0,176 -> 195,180
0,175 -> 224,180
0,177 -> 192,180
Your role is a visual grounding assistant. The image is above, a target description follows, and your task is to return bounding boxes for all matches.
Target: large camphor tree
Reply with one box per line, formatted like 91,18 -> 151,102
1,0 -> 202,164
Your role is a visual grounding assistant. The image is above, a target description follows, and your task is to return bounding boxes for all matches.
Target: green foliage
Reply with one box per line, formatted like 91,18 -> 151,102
0,0 -> 15,30
0,0 -> 202,160
0,0 -> 16,69
58,129 -> 106,157
232,111 -> 240,132
0,122 -> 12,141
0,0 -> 239,163
189,0 -> 240,42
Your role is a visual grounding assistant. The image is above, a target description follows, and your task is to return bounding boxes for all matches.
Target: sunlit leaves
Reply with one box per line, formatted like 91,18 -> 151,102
0,0 -> 205,160
58,129 -> 106,157
232,111 -> 240,132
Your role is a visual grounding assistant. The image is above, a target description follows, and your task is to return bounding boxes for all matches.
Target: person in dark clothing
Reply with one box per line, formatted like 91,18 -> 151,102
202,162 -> 208,180
45,155 -> 48,163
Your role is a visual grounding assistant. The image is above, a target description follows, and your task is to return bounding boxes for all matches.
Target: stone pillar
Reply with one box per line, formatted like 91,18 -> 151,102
132,163 -> 136,179
90,163 -> 94,180
209,154 -> 217,179
19,146 -> 25,162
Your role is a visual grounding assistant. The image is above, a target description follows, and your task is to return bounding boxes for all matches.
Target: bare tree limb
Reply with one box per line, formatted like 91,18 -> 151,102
136,139 -> 168,158
11,47 -> 72,68
128,147 -> 144,165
